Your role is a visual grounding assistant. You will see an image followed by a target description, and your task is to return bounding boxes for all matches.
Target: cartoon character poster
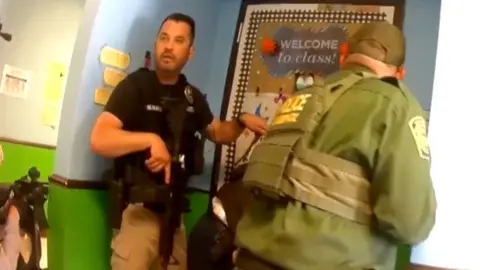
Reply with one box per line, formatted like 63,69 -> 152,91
215,3 -> 402,189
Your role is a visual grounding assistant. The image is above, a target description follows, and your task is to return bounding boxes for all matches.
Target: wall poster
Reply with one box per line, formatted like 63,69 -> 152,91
40,62 -> 67,130
0,64 -> 31,99
213,1 -> 405,189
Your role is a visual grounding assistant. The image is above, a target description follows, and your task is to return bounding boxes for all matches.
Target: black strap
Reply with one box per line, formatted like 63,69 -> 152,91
159,85 -> 193,267
380,76 -> 400,87
167,87 -> 191,157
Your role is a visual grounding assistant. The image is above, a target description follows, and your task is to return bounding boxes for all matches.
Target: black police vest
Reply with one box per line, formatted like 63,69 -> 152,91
114,68 -> 203,185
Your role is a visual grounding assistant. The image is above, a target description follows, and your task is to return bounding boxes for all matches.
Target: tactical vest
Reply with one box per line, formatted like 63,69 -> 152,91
113,69 -> 205,185
243,72 -> 373,224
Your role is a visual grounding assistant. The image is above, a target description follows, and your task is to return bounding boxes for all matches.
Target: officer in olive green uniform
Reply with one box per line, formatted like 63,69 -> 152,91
234,22 -> 437,270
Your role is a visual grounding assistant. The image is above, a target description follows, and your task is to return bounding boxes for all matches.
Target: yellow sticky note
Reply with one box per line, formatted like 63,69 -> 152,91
103,67 -> 127,87
41,103 -> 60,129
99,46 -> 131,70
94,87 -> 113,106
43,62 -> 67,103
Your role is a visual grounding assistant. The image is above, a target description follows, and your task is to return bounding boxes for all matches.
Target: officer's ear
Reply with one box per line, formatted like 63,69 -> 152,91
188,45 -> 195,61
396,66 -> 406,80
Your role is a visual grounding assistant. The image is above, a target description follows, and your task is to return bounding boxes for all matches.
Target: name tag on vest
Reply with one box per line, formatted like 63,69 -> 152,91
146,104 -> 162,112
186,106 -> 195,113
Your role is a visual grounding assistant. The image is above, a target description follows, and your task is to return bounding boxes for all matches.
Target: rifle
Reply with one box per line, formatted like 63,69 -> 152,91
158,155 -> 189,268
0,167 -> 49,270
158,90 -> 192,268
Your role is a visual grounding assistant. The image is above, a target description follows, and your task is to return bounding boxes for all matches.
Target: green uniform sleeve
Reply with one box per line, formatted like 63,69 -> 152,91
371,99 -> 436,245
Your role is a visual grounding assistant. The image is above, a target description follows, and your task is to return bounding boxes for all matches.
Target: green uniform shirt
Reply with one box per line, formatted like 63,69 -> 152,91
235,65 -> 437,270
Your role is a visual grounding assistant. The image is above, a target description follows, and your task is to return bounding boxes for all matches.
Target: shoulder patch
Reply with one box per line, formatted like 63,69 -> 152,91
408,116 -> 430,160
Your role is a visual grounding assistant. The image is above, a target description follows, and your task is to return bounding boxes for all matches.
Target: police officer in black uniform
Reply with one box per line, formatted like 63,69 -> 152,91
90,13 -> 267,270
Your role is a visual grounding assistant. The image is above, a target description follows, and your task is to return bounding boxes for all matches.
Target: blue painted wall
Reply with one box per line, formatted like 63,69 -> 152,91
403,0 -> 441,110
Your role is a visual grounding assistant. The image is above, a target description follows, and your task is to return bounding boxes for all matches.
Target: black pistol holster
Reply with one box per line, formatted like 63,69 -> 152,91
105,169 -> 124,229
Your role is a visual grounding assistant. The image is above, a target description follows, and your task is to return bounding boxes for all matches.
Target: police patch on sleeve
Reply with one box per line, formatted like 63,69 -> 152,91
408,116 -> 430,160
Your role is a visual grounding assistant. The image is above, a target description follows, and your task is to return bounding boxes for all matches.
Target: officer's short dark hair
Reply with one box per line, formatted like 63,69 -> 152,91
160,13 -> 196,44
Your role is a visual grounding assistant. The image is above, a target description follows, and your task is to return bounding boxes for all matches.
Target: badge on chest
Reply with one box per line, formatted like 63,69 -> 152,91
185,85 -> 195,113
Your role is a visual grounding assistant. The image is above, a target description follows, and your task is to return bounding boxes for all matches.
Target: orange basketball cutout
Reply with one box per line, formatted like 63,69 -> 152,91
339,42 -> 349,67
261,37 -> 278,56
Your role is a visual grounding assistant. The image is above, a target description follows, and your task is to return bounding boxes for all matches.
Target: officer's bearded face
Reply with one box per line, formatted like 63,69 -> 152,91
155,20 -> 194,72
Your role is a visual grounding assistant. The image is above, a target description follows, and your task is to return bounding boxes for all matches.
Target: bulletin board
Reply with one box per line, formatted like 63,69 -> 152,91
212,0 -> 405,190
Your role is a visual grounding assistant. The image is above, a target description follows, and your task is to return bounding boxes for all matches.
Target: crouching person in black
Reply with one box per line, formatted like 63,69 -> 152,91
187,164 -> 252,270
90,13 -> 267,270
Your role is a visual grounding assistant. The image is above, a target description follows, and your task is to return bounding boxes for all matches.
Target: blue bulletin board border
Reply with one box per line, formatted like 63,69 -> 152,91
210,0 -> 405,200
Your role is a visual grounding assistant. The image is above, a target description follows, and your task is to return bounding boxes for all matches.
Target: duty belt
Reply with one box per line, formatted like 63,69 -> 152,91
128,185 -> 170,204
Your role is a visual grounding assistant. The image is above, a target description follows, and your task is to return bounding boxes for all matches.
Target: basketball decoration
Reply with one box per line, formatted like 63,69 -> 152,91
261,37 -> 278,56
339,42 -> 349,66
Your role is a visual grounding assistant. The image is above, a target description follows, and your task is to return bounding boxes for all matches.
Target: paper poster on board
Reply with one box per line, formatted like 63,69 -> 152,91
40,62 -> 67,129
0,64 -> 31,99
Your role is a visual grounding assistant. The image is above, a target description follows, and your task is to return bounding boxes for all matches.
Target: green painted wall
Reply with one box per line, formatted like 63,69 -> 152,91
0,141 -> 410,269
48,185 -> 111,270
46,183 -> 210,270
0,142 -> 55,183
0,141 -> 211,269
0,141 -> 209,230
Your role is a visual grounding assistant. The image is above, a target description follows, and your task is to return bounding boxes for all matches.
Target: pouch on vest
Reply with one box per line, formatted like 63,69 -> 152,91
192,134 -> 206,175
187,86 -> 206,175
161,84 -> 205,175
243,72 -> 374,224
167,88 -> 190,159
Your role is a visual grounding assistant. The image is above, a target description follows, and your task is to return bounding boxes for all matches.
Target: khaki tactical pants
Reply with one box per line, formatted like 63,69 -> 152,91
111,204 -> 187,270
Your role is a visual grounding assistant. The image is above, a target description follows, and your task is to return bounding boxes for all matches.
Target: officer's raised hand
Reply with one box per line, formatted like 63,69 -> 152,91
145,134 -> 171,182
205,113 -> 268,144
238,113 -> 268,135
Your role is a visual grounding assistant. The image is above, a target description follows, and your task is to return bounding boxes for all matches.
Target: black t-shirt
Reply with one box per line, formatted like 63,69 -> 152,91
104,69 -> 214,134
104,69 -> 214,177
